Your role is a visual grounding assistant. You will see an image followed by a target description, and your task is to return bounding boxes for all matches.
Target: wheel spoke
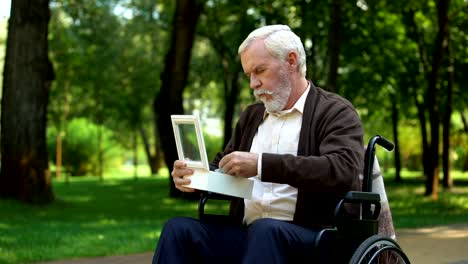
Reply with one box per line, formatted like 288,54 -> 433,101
349,235 -> 411,264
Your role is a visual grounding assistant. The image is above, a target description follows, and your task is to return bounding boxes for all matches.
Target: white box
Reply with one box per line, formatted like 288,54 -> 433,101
171,115 -> 254,199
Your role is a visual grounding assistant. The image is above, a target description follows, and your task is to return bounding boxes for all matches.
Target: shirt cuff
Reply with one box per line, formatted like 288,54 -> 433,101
257,152 -> 263,179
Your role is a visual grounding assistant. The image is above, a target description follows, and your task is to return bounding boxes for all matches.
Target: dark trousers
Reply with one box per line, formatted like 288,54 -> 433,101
152,217 -> 320,264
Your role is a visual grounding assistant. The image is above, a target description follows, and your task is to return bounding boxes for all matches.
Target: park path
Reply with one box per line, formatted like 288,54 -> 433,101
35,223 -> 468,264
396,223 -> 468,264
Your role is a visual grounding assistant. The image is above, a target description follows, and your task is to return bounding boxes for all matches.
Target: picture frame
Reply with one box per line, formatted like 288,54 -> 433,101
170,114 -> 254,199
171,114 -> 210,170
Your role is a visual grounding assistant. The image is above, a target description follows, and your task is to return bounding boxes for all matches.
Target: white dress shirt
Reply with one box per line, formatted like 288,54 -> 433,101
244,85 -> 310,225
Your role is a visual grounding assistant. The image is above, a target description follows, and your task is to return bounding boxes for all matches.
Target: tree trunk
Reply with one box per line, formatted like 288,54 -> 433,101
56,81 -> 70,180
222,72 -> 240,148
133,131 -> 138,180
201,1 -> 251,149
326,0 -> 341,93
97,124 -> 103,181
391,94 -> 402,182
154,0 -> 204,197
424,0 -> 451,199
415,97 -> 430,177
442,36 -> 453,189
462,110 -> 468,172
0,0 -> 54,204
460,110 -> 468,133
299,0 -> 312,79
56,133 -> 62,178
403,8 -> 431,180
139,125 -> 159,175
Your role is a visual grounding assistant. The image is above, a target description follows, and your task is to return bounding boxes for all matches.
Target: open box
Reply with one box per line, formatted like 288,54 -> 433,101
171,115 -> 253,199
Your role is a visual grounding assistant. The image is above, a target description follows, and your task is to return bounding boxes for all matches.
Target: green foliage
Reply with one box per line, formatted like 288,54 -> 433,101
204,132 -> 223,162
452,134 -> 468,171
173,122 -> 222,163
40,0 -> 468,178
47,118 -> 124,176
47,0 -> 169,170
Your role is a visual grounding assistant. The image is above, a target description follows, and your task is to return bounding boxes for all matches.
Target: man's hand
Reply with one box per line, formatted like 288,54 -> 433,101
171,160 -> 196,192
218,151 -> 258,178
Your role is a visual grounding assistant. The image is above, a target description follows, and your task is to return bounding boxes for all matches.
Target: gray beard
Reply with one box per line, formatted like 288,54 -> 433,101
262,75 -> 292,113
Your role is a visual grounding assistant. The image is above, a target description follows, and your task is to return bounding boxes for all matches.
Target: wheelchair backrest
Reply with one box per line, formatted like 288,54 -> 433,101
359,156 -> 396,239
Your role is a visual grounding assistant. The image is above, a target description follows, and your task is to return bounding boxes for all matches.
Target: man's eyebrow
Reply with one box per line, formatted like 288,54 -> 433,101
253,65 -> 267,74
244,63 -> 266,76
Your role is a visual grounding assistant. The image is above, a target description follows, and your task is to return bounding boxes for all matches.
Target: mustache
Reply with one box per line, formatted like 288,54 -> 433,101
254,89 -> 273,97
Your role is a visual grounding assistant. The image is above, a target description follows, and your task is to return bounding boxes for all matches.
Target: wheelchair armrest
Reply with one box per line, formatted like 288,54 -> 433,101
343,191 -> 380,204
335,191 -> 381,221
198,191 -> 233,219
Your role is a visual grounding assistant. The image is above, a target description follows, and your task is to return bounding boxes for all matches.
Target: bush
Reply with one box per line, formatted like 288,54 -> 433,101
47,118 -> 124,176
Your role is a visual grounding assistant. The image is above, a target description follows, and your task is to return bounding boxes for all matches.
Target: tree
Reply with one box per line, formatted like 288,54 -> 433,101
398,0 -> 454,198
197,0 -> 255,148
122,0 -> 168,175
0,0 -> 54,204
442,36 -> 454,189
326,0 -> 342,93
155,0 -> 204,196
424,0 -> 451,199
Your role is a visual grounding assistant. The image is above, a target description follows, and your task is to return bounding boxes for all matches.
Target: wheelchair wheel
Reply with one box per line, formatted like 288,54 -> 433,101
349,234 -> 410,264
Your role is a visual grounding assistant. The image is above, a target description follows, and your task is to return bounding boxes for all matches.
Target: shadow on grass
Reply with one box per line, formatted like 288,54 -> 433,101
385,177 -> 468,187
3,177 -> 200,221
0,176 -> 220,264
383,176 -> 468,229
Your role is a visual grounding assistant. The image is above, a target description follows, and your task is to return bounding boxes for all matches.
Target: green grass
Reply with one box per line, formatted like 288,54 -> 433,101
0,169 -> 467,264
0,172 -> 202,264
384,169 -> 468,228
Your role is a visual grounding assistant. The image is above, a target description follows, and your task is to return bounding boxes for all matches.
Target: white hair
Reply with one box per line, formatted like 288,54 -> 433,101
238,25 -> 307,77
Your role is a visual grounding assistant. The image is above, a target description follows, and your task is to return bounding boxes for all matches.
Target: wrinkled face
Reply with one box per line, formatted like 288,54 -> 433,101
240,40 -> 292,113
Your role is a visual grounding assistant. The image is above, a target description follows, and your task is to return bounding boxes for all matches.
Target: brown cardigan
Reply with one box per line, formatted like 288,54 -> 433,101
210,83 -> 364,229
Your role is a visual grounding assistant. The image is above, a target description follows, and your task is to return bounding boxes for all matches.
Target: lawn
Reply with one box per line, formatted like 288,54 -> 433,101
384,170 -> 468,228
0,168 -> 467,264
0,170 -> 202,264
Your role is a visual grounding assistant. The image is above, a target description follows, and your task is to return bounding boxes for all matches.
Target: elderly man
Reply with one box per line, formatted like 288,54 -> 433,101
153,24 -> 364,263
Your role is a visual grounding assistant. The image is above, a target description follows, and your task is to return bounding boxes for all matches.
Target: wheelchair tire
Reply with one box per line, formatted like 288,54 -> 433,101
349,234 -> 411,264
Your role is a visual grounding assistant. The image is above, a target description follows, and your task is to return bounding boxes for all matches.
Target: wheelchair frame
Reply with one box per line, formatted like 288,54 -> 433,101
198,135 -> 411,264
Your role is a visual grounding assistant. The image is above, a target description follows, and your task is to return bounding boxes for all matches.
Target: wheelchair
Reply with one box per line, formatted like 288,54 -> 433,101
198,135 -> 411,263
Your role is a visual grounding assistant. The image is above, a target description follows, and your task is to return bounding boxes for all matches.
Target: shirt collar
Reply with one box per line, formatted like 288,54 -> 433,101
263,81 -> 311,118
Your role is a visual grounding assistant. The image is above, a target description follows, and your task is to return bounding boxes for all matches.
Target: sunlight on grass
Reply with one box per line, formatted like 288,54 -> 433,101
83,218 -> 119,227
384,171 -> 468,228
143,230 -> 161,240
0,171 -> 197,264
162,198 -> 177,205
0,250 -> 17,264
64,195 -> 94,202
0,222 -> 11,229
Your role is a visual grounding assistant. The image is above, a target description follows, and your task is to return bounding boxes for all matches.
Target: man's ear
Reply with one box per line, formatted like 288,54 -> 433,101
286,51 -> 298,71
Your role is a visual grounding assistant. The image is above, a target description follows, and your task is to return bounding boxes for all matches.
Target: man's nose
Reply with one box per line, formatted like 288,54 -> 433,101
250,75 -> 261,89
